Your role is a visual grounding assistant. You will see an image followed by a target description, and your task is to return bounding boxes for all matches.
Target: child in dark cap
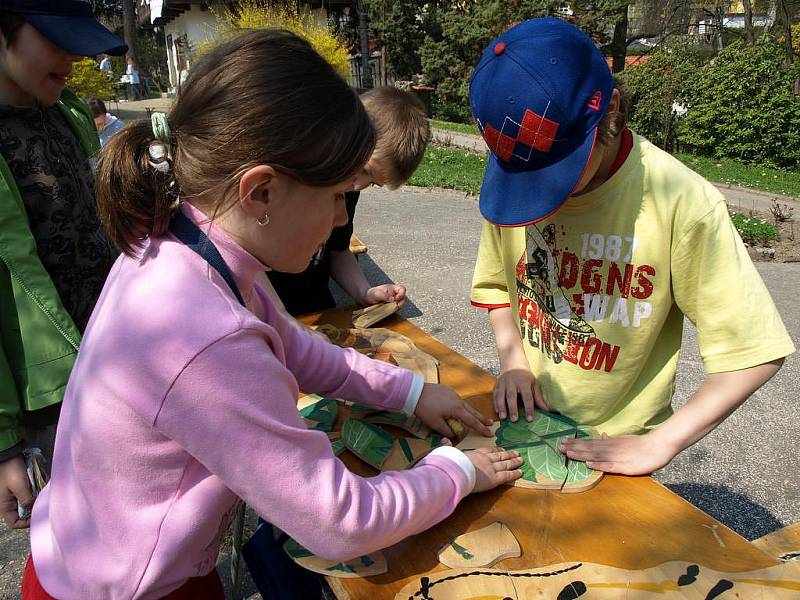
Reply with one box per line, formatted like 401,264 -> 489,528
469,17 -> 793,475
0,0 -> 125,530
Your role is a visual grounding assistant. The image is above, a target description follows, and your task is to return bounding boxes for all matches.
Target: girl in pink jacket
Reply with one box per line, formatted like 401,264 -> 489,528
26,30 -> 522,600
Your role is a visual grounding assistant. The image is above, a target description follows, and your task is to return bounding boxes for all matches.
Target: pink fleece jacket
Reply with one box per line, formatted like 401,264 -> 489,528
30,203 -> 473,600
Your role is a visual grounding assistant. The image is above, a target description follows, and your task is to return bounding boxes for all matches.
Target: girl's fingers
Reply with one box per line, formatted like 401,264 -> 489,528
489,449 -> 520,462
505,387 -> 519,422
494,457 -> 524,471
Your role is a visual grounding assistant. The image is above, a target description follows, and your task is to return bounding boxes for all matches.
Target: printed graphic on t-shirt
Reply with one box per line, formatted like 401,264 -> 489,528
516,224 -> 656,374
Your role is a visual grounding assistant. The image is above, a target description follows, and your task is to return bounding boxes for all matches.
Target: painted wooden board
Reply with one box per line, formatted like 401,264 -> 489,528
437,521 -> 521,568
283,537 -> 387,579
341,419 -> 444,471
352,302 -> 400,328
457,414 -> 602,493
395,560 -> 800,599
753,523 -> 800,562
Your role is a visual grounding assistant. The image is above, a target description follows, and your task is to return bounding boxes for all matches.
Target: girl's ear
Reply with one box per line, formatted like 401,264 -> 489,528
238,165 -> 279,221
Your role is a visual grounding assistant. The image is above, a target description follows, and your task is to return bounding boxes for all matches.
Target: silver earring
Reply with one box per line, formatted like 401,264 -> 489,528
257,212 -> 270,226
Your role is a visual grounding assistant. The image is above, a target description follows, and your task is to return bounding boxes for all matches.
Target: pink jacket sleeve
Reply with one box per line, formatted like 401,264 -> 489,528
153,327 -> 471,562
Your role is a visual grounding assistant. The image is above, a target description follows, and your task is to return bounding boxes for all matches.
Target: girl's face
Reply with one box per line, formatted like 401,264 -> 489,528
0,24 -> 81,106
225,167 -> 351,274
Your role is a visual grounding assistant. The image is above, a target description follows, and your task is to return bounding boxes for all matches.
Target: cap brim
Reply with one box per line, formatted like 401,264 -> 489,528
27,15 -> 128,56
479,128 -> 598,227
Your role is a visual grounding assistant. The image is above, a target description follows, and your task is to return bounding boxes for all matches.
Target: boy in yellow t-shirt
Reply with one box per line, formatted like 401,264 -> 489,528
468,18 -> 794,476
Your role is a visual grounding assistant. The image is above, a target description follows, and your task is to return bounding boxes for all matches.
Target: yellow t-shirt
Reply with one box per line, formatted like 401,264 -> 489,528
471,133 -> 795,435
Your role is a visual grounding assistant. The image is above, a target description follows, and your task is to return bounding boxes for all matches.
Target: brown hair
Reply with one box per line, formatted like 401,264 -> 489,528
0,11 -> 25,47
97,29 -> 375,256
596,77 -> 630,146
361,86 -> 430,186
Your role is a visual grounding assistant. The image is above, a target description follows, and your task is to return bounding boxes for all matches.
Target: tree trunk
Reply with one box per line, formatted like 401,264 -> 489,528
742,0 -> 755,45
611,4 -> 629,73
122,0 -> 138,64
778,0 -> 793,65
356,0 -> 373,88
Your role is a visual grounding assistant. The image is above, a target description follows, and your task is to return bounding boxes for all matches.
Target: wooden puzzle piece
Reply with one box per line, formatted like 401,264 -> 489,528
297,394 -> 338,432
317,325 -> 419,354
457,416 -> 602,492
341,419 -> 444,471
352,301 -> 400,328
395,560 -> 800,599
390,352 -> 440,384
283,537 -> 387,579
348,404 -> 432,439
328,432 -> 346,456
437,521 -> 521,568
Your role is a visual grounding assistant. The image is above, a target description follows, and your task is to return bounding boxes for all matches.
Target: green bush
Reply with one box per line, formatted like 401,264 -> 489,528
66,58 -> 115,100
619,37 -> 708,150
676,37 -> 800,169
729,210 -> 779,246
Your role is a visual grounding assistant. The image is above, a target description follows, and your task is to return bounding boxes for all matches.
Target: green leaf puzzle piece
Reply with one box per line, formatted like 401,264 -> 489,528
330,436 -> 346,456
299,396 -> 338,432
341,419 -> 394,469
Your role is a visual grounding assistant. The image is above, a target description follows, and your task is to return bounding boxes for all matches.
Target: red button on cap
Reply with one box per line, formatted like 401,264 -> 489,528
494,42 -> 506,55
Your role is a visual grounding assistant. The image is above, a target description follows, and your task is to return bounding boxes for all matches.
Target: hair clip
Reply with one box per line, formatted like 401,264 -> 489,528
148,141 -> 171,173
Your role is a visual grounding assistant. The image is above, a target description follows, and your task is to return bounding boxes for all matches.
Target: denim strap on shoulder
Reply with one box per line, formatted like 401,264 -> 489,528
168,210 -> 246,307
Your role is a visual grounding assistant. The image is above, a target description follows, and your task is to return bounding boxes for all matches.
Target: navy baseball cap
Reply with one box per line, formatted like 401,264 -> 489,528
469,17 -> 613,226
1,0 -> 128,56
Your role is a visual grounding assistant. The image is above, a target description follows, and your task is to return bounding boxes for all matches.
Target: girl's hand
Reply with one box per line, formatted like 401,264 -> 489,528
415,384 -> 493,438
559,432 -> 678,476
494,369 -> 549,422
364,284 -> 406,309
465,447 -> 523,492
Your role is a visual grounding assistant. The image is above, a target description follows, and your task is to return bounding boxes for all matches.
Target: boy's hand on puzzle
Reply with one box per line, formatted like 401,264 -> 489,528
494,369 -> 550,422
466,447 -> 524,492
559,432 -> 677,476
364,284 -> 407,309
0,455 -> 34,529
415,384 -> 493,438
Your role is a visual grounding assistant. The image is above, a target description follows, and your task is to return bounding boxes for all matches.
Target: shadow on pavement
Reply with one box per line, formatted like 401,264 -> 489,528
666,482 -> 784,541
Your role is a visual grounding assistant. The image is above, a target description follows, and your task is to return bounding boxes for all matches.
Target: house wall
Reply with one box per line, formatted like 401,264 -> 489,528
162,5 -> 218,92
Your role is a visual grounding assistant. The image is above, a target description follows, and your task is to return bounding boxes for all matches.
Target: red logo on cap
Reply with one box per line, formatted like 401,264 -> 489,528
481,108 -> 560,162
494,42 -> 507,55
587,91 -> 602,111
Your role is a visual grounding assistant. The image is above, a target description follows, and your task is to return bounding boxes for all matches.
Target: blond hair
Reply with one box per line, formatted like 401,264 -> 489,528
361,87 -> 431,186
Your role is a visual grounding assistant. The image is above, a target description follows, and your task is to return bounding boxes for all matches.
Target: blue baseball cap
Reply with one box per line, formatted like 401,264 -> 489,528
1,0 -> 128,56
469,17 -> 613,226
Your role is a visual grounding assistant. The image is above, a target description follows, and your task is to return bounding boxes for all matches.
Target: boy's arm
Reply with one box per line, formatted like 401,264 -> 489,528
329,249 -> 406,307
488,307 -> 548,422
560,358 -> 783,475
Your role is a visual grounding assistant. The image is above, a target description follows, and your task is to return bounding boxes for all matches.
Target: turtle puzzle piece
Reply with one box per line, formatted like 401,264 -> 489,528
341,419 -> 445,471
457,412 -> 602,493
317,325 -> 419,354
283,537 -> 387,579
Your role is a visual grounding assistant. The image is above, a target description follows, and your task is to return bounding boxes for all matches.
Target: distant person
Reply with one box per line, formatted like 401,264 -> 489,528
98,52 -> 112,74
86,97 -> 125,146
268,86 -> 430,316
126,57 -> 141,100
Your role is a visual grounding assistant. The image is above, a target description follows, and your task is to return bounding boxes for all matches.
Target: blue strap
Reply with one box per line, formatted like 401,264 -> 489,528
168,210 -> 246,307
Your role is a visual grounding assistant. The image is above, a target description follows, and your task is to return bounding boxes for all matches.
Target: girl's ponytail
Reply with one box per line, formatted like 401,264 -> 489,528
95,119 -> 176,256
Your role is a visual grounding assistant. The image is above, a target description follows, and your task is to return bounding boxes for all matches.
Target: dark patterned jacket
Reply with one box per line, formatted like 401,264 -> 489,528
0,89 -> 117,457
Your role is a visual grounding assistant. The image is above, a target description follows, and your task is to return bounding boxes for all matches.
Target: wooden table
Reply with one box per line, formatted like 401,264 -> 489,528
301,309 -> 778,599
